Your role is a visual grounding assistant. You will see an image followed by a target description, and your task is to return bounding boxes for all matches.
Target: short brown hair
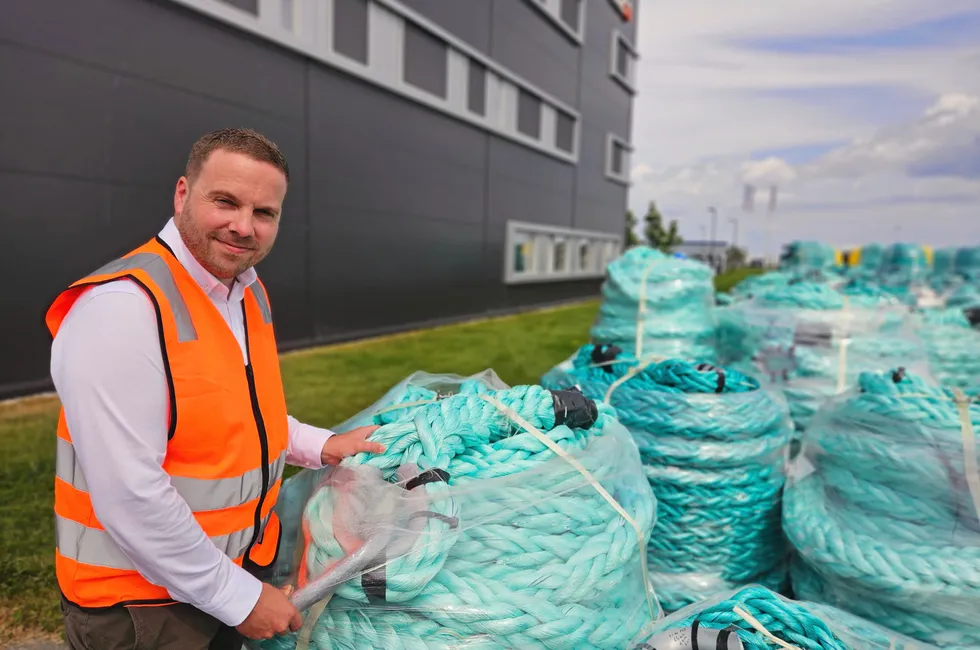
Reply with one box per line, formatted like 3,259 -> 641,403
185,127 -> 290,182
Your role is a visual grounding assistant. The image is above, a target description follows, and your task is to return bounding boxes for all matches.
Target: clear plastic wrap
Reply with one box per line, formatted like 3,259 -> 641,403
247,370 -> 662,650
627,585 -> 936,650
541,346 -> 794,613
915,308 -> 980,391
590,246 -> 717,360
783,368 -> 980,649
716,297 -> 932,433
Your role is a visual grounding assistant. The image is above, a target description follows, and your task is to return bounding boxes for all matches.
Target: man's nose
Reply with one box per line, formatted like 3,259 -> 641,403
227,209 -> 255,238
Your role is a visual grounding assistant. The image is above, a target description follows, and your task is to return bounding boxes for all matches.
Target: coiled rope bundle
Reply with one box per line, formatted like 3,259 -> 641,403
629,585 -> 931,650
590,246 -> 717,360
716,283 -> 926,433
917,308 -> 980,390
783,368 -> 980,649
541,346 -> 793,613
252,374 -> 659,650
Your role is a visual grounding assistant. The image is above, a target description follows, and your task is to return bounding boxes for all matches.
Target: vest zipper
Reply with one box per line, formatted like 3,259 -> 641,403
241,311 -> 270,566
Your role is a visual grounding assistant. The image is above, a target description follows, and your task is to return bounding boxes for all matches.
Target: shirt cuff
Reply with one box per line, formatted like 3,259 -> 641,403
198,563 -> 263,627
287,416 -> 335,469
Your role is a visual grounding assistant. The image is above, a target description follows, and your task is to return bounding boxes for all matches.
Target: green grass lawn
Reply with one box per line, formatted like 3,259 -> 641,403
715,266 -> 765,293
0,300 -> 601,641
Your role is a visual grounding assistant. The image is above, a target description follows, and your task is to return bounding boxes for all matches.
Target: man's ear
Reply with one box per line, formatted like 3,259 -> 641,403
173,176 -> 190,217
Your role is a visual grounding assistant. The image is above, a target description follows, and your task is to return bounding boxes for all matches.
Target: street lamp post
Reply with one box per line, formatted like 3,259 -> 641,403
708,206 -> 718,272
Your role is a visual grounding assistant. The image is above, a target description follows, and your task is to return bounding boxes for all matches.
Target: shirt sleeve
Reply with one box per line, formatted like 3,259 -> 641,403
50,282 -> 262,627
285,416 -> 334,469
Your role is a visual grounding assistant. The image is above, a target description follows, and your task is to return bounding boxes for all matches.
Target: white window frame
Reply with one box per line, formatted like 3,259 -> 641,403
166,0 -> 581,164
504,221 -> 622,284
609,30 -> 638,93
605,133 -> 632,186
525,0 -> 585,45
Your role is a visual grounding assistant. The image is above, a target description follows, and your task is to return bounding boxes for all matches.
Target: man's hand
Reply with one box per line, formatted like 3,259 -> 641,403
321,425 -> 385,466
236,583 -> 302,640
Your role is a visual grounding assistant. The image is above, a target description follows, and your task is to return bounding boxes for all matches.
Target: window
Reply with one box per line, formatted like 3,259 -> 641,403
555,110 -> 575,153
553,237 -> 568,272
334,0 -> 369,64
504,221 -> 622,284
578,240 -> 592,271
517,89 -> 542,139
404,22 -> 449,98
610,32 -> 638,92
606,133 -> 631,185
216,0 -> 258,15
525,0 -> 584,43
468,60 -> 487,116
560,0 -> 581,33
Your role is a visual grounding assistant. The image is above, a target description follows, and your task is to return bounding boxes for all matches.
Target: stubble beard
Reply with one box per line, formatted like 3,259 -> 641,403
177,205 -> 259,280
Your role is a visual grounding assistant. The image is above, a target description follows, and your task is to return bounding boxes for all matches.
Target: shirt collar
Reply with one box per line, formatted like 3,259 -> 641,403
158,217 -> 257,304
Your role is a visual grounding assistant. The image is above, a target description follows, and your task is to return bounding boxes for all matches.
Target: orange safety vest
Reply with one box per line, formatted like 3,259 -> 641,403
45,235 -> 290,609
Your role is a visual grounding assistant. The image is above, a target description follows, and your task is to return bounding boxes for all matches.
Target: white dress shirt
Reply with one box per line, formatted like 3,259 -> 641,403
49,217 -> 333,627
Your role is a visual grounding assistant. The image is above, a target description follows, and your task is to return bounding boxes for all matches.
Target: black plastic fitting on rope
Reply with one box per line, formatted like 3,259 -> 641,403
695,363 -> 727,393
551,388 -> 599,430
591,343 -> 623,371
892,367 -> 907,383
965,306 -> 980,328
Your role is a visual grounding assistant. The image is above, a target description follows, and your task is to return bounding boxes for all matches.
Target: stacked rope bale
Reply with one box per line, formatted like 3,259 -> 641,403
590,245 -> 717,361
877,243 -> 929,304
916,308 -> 980,390
250,371 -> 660,650
779,241 -> 837,276
955,246 -> 980,284
783,368 -> 980,649
930,246 -> 959,292
715,281 -> 927,434
541,345 -> 794,613
628,585 -> 933,650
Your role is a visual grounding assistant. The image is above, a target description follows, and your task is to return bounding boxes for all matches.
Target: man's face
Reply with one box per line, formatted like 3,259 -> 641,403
173,149 -> 286,283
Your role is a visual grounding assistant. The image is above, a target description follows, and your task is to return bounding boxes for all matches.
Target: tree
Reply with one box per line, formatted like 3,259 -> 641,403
643,201 -> 683,252
725,246 -> 748,270
625,210 -> 640,247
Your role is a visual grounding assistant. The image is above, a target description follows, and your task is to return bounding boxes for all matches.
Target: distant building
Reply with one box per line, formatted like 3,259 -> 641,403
0,0 -> 641,397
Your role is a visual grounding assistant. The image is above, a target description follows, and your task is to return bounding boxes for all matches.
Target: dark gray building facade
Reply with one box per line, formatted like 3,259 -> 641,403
1,0 -> 639,397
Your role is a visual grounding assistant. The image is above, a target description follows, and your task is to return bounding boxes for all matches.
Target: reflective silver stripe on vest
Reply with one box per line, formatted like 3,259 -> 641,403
57,515 -> 260,569
57,440 -> 286,514
55,437 -> 88,492
250,283 -> 272,324
88,253 -> 198,342
169,450 -> 287,512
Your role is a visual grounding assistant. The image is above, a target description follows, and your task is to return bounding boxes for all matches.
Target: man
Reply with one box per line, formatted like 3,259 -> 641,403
46,128 -> 384,649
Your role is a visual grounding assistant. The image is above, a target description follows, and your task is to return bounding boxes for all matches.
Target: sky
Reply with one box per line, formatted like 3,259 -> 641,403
627,1 -> 980,258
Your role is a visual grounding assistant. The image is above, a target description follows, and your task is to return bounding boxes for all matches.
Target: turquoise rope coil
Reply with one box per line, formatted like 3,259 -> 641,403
917,309 -> 980,390
930,247 -> 959,292
629,585 -> 933,650
541,346 -> 793,613
590,246 -> 717,360
727,271 -> 794,303
716,283 -> 928,433
955,247 -> 980,283
251,375 -> 659,650
780,242 -> 837,276
783,368 -> 980,649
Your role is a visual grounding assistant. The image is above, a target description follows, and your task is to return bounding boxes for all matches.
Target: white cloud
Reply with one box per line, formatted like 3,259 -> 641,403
804,93 -> 980,178
628,2 -> 980,254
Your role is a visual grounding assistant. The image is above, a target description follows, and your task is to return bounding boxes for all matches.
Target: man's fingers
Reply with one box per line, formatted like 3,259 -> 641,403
290,610 -> 304,631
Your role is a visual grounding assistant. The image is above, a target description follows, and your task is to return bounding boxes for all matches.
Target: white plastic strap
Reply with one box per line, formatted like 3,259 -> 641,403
604,356 -> 661,403
635,260 -> 660,357
477,393 -> 662,623
836,338 -> 850,394
952,388 -> 980,525
733,605 -> 803,650
296,595 -> 332,650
